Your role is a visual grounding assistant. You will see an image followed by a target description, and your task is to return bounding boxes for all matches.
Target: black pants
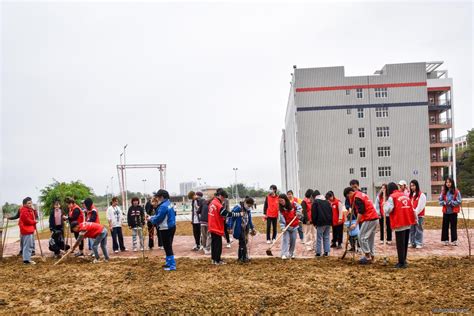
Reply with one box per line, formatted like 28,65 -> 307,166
157,228 -> 163,247
73,231 -> 84,251
111,227 -> 126,251
441,213 -> 458,242
147,222 -> 155,248
192,223 -> 201,247
211,232 -> 223,263
224,226 -> 231,244
238,230 -> 249,261
379,216 -> 393,241
161,227 -> 176,256
266,217 -> 278,241
331,225 -> 343,245
395,229 -> 410,265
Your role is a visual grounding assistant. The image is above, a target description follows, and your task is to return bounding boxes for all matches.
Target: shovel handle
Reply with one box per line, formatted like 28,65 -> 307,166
267,216 -> 298,251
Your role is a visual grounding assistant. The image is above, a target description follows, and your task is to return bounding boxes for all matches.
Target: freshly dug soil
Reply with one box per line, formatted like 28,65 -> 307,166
0,256 -> 472,314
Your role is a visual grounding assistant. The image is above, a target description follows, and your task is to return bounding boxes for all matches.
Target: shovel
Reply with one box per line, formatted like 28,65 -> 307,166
54,249 -> 72,265
35,228 -> 46,262
266,216 -> 298,256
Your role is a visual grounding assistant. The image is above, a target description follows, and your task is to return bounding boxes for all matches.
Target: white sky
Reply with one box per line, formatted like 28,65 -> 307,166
1,1 -> 473,203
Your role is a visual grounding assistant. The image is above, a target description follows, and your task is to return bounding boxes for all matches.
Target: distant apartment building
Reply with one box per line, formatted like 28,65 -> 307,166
455,135 -> 467,151
280,62 -> 454,200
179,181 -> 197,196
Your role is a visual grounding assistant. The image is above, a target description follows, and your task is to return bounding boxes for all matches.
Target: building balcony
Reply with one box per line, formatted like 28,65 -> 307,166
430,160 -> 453,167
428,102 -> 451,111
429,118 -> 452,130
430,137 -> 453,148
431,179 -> 444,186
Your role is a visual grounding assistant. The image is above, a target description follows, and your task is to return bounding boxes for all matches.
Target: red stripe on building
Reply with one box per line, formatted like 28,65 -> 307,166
296,81 -> 427,93
427,86 -> 450,92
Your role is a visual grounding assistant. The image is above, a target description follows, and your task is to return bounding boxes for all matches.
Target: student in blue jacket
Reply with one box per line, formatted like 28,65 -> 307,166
146,189 -> 176,271
228,197 -> 256,263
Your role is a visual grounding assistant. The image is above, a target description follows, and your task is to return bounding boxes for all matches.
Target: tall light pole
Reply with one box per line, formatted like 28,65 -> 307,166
106,185 -> 109,207
197,177 -> 202,189
233,167 -> 239,203
142,179 -> 147,195
120,152 -> 125,212
123,144 -> 128,210
110,176 -> 114,196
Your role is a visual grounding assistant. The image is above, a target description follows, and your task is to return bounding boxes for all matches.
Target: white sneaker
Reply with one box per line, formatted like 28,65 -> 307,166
290,254 -> 296,259
300,240 -> 305,244
92,259 -> 101,264
444,241 -> 449,246
451,241 -> 458,246
204,249 -> 211,255
133,248 -> 137,252
226,243 -> 231,248
114,250 -> 119,253
281,255 -> 288,260
266,240 -> 271,244
416,245 -> 423,249
387,241 -> 392,245
380,240 -> 385,244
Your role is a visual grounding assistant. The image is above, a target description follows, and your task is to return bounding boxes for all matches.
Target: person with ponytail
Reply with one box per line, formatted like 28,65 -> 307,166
375,184 -> 392,245
409,180 -> 426,249
383,182 -> 416,269
278,193 -> 302,259
438,177 -> 462,246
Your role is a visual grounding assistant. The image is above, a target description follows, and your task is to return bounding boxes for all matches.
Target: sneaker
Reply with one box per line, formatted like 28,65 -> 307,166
336,244 -> 342,249
380,240 -> 385,245
159,247 -> 164,250
323,252 -> 329,257
394,263 -> 407,269
204,249 -> 211,255
226,243 -> 231,249
281,255 -> 288,260
315,253 -> 321,257
92,259 -> 101,264
300,240 -> 305,244
290,254 -> 296,259
415,245 -> 423,249
133,248 -> 137,252
451,241 -> 458,246
121,248 -> 127,252
443,241 -> 449,246
330,243 -> 336,248
140,248 -> 144,251
192,246 -> 200,251
358,257 -> 371,265
90,253 -> 95,257
387,241 -> 392,245
411,244 -> 416,248
23,260 -> 36,265
114,250 -> 119,253
74,252 -> 84,257
215,261 -> 226,265
266,240 -> 271,244
104,259 -> 109,263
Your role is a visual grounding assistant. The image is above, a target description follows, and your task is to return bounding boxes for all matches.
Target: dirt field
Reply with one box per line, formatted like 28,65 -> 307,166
0,256 -> 472,314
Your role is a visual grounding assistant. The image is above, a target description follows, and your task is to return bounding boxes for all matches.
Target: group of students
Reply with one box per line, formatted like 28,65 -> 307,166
9,176 -> 462,270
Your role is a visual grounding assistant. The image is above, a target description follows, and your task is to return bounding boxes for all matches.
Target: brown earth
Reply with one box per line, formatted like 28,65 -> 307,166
0,256 -> 472,314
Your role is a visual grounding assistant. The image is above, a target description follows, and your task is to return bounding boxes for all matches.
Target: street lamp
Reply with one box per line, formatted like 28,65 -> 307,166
110,176 -> 114,196
233,167 -> 239,203
106,185 -> 109,207
142,179 -> 147,195
123,144 -> 128,210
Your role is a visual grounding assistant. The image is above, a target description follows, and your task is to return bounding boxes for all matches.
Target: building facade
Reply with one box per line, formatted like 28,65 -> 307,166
281,62 -> 454,201
179,181 -> 197,196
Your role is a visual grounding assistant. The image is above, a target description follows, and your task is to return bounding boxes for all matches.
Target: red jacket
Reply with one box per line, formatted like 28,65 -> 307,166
411,193 -> 425,217
86,205 -> 100,223
19,206 -> 37,235
331,198 -> 344,226
78,222 -> 104,239
69,204 -> 85,224
389,191 -> 417,230
208,197 -> 225,236
281,202 -> 299,228
265,194 -> 279,218
303,197 -> 312,223
351,191 -> 378,223
441,190 -> 460,214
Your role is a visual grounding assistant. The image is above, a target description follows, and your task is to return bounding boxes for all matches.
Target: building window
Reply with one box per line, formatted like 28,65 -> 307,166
349,168 -> 354,175
356,88 -> 363,99
375,107 -> 389,118
346,90 -> 351,95
347,109 -> 351,115
376,127 -> 390,137
349,148 -> 354,155
375,87 -> 388,98
358,128 -> 365,138
359,147 -> 366,158
378,166 -> 392,177
348,128 -> 353,135
357,108 -> 364,118
360,167 -> 367,178
377,146 -> 391,157
361,187 -> 368,194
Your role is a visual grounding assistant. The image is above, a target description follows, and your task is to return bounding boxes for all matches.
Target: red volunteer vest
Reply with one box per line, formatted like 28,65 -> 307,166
389,191 -> 417,230
79,222 -> 104,239
411,193 -> 425,217
378,196 -> 385,217
351,191 -> 378,223
331,198 -> 343,226
441,190 -> 460,214
281,202 -> 299,228
69,204 -> 85,224
208,198 -> 225,236
266,194 -> 279,218
86,205 -> 101,223
303,197 -> 312,223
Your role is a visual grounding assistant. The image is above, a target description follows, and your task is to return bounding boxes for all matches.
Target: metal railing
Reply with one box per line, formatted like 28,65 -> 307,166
430,137 -> 453,144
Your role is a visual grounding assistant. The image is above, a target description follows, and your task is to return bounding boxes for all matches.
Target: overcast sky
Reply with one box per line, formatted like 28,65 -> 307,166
1,1 -> 472,203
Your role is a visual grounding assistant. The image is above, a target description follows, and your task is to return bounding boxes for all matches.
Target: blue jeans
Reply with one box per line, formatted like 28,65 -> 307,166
21,234 -> 34,262
409,217 -> 424,246
297,222 -> 304,240
92,229 -> 109,260
281,227 -> 297,257
315,225 -> 331,255
132,227 -> 144,250
88,238 -> 93,250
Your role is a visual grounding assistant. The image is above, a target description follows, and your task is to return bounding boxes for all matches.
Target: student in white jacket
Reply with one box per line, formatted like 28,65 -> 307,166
409,180 -> 426,249
107,197 -> 127,253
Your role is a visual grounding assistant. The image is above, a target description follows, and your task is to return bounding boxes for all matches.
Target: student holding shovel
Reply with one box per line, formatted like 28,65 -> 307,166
278,193 -> 302,259
69,221 -> 109,263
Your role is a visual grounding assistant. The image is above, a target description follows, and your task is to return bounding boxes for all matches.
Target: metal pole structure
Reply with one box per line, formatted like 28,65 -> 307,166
106,186 -> 109,207
233,167 -> 238,204
123,144 -> 129,211
110,176 -> 114,196
120,153 -> 126,213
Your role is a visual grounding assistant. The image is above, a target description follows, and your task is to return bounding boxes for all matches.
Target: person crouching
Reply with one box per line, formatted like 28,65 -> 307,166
70,221 -> 109,263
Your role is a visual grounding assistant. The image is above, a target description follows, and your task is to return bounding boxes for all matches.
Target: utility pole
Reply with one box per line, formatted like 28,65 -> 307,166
142,179 -> 147,199
110,176 -> 114,196
120,153 -> 126,213
106,186 -> 109,207
233,167 -> 239,204
123,144 -> 128,211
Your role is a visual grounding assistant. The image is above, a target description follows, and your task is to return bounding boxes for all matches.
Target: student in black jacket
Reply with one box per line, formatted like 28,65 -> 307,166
311,190 -> 333,257
128,197 -> 145,251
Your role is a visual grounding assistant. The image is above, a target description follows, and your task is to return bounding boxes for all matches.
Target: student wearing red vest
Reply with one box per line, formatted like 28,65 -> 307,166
64,197 -> 85,256
438,177 -> 462,246
19,197 -> 37,264
287,190 -> 304,244
344,187 -> 379,264
301,189 -> 315,250
208,188 -> 242,265
70,221 -> 109,263
384,182 -> 417,268
263,185 -> 279,244
278,194 -> 301,259
84,198 -> 100,253
326,191 -> 346,249
409,180 -> 426,249
375,184 -> 392,245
